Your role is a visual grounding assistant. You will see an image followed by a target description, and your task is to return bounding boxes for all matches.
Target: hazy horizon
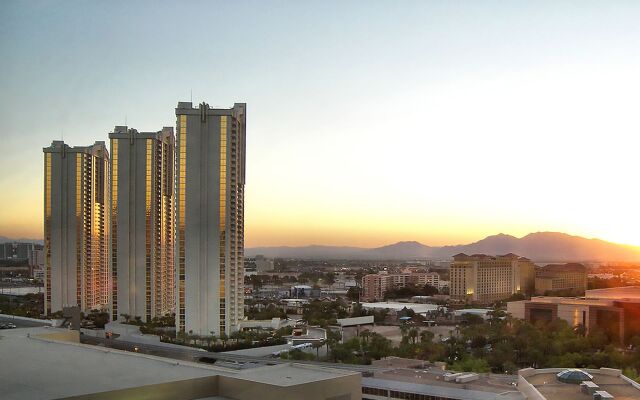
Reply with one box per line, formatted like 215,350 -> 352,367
2,1 -> 640,248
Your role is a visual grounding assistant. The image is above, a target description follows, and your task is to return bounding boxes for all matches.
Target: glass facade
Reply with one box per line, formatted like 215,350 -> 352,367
219,115 -> 227,334
44,153 -> 51,314
178,115 -> 187,331
44,142 -> 109,315
145,139 -> 152,321
76,154 -> 83,307
111,139 -> 118,317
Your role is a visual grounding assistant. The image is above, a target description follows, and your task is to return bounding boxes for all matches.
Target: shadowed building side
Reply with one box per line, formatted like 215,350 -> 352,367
175,101 -> 246,336
109,127 -> 176,322
43,141 -> 110,315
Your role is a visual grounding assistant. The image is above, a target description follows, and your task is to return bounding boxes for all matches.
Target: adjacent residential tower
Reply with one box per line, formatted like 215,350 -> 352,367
43,141 -> 110,315
109,127 -> 176,322
175,102 -> 246,335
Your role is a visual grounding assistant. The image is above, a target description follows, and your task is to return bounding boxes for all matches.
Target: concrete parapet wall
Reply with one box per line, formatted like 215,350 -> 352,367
621,374 -> 640,390
517,374 -> 546,400
0,313 -> 59,326
35,330 -> 80,343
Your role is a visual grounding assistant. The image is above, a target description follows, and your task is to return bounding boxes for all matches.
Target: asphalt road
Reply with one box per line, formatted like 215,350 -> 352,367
80,335 -> 392,373
0,315 -> 49,328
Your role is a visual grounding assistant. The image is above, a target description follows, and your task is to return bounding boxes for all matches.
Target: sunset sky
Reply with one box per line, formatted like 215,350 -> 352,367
1,1 -> 639,248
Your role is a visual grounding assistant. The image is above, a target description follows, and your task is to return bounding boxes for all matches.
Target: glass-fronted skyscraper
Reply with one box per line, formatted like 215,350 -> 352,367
109,127 -> 176,322
43,141 -> 110,315
175,102 -> 246,336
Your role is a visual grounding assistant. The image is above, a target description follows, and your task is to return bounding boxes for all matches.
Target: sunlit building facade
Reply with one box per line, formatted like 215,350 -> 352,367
43,141 -> 110,315
175,102 -> 246,335
534,263 -> 587,295
362,272 -> 440,301
109,126 -> 175,322
450,253 -> 535,304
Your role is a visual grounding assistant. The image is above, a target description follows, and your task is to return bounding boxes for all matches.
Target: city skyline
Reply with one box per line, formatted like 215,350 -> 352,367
2,1 -> 640,248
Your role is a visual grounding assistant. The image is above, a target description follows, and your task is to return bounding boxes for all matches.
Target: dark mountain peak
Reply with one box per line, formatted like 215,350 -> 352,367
373,241 -> 429,250
245,232 -> 640,261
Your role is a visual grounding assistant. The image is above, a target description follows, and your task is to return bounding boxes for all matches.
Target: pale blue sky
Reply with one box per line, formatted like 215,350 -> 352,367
2,1 -> 640,246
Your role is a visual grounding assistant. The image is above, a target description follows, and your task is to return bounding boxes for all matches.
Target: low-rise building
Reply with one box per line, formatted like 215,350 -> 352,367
507,290 -> 640,343
362,272 -> 440,301
518,367 -> 640,400
1,327 -> 362,400
535,263 -> 587,295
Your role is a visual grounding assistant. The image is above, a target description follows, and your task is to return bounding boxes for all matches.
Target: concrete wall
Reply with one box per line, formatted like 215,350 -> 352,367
517,373 -> 546,400
0,314 -> 58,326
218,373 -> 362,400
61,376 -> 219,400
35,330 -> 80,343
58,370 -> 361,400
506,301 -> 526,319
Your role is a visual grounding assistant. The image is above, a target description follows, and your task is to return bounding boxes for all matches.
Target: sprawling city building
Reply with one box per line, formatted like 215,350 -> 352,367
0,241 -> 39,261
175,102 -> 246,335
362,271 -> 440,301
43,141 -> 110,315
108,126 -> 176,322
450,253 -> 535,304
508,287 -> 640,344
534,263 -> 587,295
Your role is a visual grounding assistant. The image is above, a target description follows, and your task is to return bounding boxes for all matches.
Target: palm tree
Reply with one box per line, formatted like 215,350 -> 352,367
420,330 -> 434,344
408,327 -> 419,345
120,313 -> 131,324
312,340 -> 324,361
230,331 -> 243,346
220,332 -> 229,349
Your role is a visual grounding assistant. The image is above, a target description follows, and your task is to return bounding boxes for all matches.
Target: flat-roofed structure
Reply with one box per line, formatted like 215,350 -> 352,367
506,296 -> 640,343
586,286 -> 640,300
535,263 -> 587,295
362,367 -> 524,400
362,272 -> 440,301
1,327 -> 361,400
518,367 -> 640,400
450,253 -> 535,304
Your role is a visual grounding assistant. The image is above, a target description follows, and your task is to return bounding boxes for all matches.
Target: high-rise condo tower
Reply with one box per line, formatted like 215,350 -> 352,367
43,141 -> 110,315
175,102 -> 246,335
109,127 -> 175,322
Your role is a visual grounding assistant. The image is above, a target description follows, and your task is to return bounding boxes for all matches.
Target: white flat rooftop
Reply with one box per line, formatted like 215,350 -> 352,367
237,363 -> 357,386
0,327 -> 222,400
0,327 -> 359,399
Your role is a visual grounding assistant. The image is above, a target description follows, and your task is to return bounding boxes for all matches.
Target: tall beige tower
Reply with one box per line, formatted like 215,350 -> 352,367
109,127 -> 175,322
175,102 -> 246,335
450,253 -> 535,304
43,141 -> 110,315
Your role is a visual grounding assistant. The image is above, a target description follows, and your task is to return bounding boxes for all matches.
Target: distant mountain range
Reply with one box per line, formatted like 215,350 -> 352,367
246,232 -> 640,262
3,232 -> 638,262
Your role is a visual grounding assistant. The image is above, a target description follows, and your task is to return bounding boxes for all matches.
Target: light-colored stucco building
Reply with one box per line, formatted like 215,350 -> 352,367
534,263 -> 586,295
175,102 -> 246,336
362,272 -> 440,301
43,141 -> 110,315
108,126 -> 176,322
450,253 -> 535,304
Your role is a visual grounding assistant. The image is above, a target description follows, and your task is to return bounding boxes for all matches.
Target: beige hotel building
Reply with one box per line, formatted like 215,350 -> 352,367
43,141 -> 110,315
108,126 -> 176,322
450,253 -> 535,304
175,102 -> 246,336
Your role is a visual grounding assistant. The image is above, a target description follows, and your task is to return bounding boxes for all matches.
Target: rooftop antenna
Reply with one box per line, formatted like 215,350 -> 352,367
61,128 -> 64,142
125,114 -> 127,127
190,89 -> 193,103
